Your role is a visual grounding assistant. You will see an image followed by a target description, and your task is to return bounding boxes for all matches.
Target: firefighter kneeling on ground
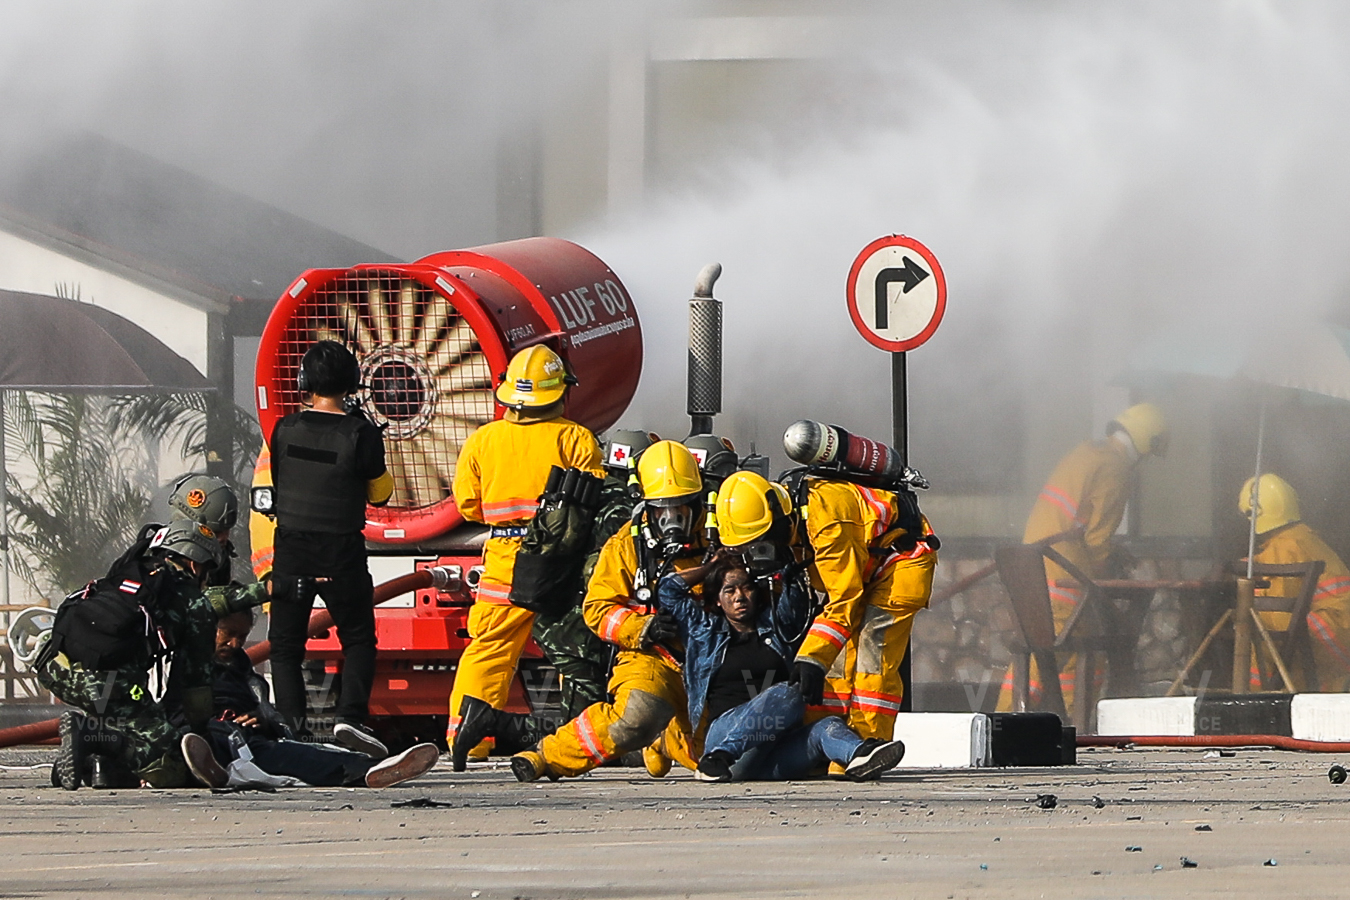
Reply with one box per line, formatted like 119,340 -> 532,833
715,470 -> 938,766
1240,473 -> 1350,692
35,517 -> 268,789
448,345 -> 606,764
475,441 -> 707,782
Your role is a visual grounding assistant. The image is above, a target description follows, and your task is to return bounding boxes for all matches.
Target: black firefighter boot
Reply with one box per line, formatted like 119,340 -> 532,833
451,696 -> 548,772
57,712 -> 127,791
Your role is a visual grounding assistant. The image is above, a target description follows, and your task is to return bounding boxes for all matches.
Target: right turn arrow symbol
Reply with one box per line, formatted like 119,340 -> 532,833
873,257 -> 930,330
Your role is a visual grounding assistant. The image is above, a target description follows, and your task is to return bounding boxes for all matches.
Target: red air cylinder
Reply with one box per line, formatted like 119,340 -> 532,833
782,419 -> 905,480
255,237 -> 642,545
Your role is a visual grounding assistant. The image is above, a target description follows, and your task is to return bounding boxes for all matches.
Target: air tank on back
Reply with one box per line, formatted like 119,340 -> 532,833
255,237 -> 643,544
783,419 -> 928,489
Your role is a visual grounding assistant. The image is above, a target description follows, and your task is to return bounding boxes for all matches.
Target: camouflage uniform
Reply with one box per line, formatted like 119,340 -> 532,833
530,475 -> 635,721
36,568 -> 266,788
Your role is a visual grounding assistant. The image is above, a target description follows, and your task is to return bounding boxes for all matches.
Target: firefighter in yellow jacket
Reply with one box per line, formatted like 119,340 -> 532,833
997,402 -> 1169,713
512,440 -> 706,782
448,345 -> 603,752
716,471 -> 938,745
1241,473 -> 1350,692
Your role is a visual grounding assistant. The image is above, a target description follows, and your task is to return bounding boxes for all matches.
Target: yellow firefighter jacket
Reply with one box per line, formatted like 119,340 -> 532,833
249,441 -> 276,581
1251,521 -> 1350,689
795,479 -> 938,671
1024,438 -> 1135,585
583,527 -> 705,652
453,416 -> 602,602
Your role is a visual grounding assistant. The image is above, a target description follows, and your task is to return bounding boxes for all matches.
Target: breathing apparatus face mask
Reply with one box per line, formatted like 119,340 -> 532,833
650,501 -> 697,553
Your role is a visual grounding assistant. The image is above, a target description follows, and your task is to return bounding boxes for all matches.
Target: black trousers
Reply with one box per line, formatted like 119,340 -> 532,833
267,571 -> 377,729
205,721 -> 371,786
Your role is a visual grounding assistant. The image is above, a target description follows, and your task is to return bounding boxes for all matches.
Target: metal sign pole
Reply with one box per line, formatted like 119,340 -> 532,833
893,352 -> 914,712
848,235 -> 945,719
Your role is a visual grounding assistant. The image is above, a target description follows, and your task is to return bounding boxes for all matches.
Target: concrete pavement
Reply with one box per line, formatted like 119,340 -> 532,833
3,745 -> 1349,898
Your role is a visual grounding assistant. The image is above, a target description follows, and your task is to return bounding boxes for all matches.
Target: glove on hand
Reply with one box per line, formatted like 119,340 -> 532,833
639,611 -> 680,649
790,661 -> 826,706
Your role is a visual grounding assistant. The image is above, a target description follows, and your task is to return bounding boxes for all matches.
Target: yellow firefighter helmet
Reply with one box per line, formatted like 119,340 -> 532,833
1110,402 -> 1169,457
637,440 -> 703,506
495,345 -> 574,409
715,470 -> 793,547
1240,473 -> 1301,535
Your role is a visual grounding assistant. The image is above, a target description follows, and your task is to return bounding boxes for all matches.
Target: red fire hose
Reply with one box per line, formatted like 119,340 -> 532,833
1079,734 -> 1350,752
0,568 -> 447,749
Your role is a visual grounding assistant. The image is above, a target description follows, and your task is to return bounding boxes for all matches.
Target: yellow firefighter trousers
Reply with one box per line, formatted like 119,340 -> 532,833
806,561 -> 929,742
537,648 -> 693,777
447,601 -> 535,750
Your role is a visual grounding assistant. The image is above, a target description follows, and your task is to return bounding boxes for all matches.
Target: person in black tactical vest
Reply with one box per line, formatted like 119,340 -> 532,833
37,519 -> 267,789
267,340 -> 393,758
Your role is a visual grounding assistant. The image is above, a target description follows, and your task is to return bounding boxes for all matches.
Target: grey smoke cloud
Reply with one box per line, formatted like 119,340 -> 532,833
5,1 -> 1350,487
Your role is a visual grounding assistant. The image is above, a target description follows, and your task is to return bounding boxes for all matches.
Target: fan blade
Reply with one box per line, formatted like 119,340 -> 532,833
337,295 -> 378,352
397,280 -> 418,346
368,282 -> 393,346
416,293 -> 454,356
398,441 -> 446,507
439,354 -> 493,391
426,322 -> 477,375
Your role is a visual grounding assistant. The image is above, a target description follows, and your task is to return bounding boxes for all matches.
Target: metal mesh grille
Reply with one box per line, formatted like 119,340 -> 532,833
277,271 -> 495,514
687,298 -> 723,416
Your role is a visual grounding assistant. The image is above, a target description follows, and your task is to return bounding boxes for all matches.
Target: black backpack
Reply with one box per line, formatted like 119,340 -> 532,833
48,526 -> 175,671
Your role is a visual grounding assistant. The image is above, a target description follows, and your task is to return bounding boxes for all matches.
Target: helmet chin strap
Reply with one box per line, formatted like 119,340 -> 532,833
1111,429 -> 1141,464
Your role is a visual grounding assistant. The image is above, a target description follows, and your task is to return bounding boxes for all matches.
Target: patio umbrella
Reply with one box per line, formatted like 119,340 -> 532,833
1124,316 -> 1350,576
0,290 -> 212,606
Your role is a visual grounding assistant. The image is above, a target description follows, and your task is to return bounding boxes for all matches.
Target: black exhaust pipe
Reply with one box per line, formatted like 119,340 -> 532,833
687,263 -> 723,436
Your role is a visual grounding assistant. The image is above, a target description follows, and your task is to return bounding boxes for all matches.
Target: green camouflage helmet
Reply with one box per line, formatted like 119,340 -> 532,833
151,519 -> 225,569
168,474 -> 239,532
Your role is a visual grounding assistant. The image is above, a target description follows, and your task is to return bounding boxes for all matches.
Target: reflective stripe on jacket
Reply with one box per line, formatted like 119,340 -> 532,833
796,479 -> 937,671
452,416 -> 602,590
582,528 -> 703,651
1023,439 -> 1134,578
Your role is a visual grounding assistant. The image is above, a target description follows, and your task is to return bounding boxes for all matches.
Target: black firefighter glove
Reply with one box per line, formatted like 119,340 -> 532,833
639,611 -> 680,649
791,661 -> 826,706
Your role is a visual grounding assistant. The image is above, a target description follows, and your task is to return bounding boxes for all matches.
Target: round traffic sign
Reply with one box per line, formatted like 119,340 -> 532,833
846,235 -> 946,352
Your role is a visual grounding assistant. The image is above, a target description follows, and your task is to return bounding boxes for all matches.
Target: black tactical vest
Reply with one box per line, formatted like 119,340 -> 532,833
272,412 -> 369,533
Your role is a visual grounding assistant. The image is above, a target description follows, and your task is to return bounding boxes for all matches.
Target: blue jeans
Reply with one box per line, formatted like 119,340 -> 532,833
704,682 -> 804,760
731,717 -> 864,781
703,682 -> 865,781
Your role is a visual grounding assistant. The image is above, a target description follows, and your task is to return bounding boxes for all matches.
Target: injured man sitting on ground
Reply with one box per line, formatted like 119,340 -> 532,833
656,552 -> 906,783
174,609 -> 439,790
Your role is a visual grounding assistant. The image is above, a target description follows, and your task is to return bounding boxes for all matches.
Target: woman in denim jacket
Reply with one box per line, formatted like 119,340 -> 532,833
656,553 -> 905,782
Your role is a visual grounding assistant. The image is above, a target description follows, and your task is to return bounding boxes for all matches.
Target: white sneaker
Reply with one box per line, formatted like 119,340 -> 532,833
333,722 -> 388,758
843,739 -> 906,782
365,743 -> 440,788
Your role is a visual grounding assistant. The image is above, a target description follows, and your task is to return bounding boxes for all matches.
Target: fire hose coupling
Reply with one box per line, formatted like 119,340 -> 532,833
427,565 -> 463,593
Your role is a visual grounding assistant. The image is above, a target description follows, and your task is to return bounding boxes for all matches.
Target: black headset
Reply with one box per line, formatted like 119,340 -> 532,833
298,341 -> 359,396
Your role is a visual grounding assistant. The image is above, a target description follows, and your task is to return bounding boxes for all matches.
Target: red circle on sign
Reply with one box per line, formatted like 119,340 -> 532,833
845,235 -> 947,352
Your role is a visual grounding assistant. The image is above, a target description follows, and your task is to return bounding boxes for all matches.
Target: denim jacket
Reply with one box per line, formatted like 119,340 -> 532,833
656,570 -> 812,728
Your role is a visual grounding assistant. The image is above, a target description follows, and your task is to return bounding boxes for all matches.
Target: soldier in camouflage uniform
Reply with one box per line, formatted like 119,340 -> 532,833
37,519 -> 267,789
455,430 -> 656,766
